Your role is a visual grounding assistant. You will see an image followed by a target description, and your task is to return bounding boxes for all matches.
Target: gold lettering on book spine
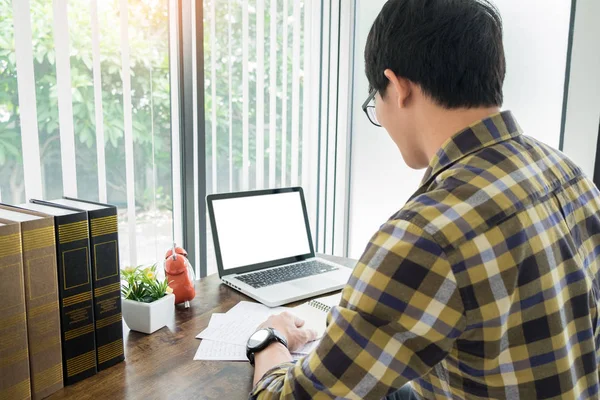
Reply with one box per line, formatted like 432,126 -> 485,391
23,226 -> 55,250
33,363 -> 62,393
58,220 -> 88,244
98,338 -> 124,364
28,301 -> 59,319
94,281 -> 120,297
66,350 -> 95,377
96,313 -> 122,329
30,334 -> 61,355
0,233 -> 21,257
0,348 -> 28,368
0,378 -> 31,400
0,309 -> 26,327
91,215 -> 117,237
64,323 -> 94,341
62,291 -> 92,308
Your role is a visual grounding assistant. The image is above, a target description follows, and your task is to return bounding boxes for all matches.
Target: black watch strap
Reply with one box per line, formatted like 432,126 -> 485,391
247,328 -> 288,366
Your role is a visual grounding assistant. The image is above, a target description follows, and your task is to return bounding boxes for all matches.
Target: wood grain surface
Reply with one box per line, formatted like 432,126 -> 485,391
48,254 -> 356,400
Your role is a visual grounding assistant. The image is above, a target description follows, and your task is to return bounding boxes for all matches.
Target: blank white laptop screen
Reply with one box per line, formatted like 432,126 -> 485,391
212,191 -> 312,271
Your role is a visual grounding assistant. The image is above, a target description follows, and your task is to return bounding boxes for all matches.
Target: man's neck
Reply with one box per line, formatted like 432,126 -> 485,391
420,106 -> 501,163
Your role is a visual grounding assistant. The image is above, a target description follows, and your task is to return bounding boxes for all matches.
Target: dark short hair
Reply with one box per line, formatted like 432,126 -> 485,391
365,0 -> 505,108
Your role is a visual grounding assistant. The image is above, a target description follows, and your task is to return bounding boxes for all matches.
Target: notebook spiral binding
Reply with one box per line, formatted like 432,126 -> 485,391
307,300 -> 332,313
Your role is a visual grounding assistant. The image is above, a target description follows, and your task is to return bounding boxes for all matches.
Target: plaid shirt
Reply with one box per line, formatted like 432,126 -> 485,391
251,111 -> 600,399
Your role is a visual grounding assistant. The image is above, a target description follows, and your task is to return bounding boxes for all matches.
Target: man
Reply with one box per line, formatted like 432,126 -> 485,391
247,0 -> 600,399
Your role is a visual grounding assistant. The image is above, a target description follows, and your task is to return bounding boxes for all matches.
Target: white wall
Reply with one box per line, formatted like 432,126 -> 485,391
499,0 -> 571,149
348,1 -> 574,258
347,0 -> 423,259
562,0 -> 600,178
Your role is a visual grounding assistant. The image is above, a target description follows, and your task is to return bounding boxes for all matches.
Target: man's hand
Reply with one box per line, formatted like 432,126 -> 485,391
252,312 -> 318,385
258,312 -> 318,351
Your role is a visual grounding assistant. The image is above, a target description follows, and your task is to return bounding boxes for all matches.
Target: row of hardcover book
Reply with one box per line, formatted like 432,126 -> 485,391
0,198 -> 124,400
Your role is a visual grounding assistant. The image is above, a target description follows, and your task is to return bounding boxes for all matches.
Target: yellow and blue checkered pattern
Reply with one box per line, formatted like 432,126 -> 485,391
251,111 -> 600,399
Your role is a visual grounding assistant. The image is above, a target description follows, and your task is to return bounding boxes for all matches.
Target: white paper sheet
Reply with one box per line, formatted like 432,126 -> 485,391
196,302 -> 287,346
195,313 -> 227,339
194,339 -> 247,361
192,297 -> 335,361
193,339 -> 316,361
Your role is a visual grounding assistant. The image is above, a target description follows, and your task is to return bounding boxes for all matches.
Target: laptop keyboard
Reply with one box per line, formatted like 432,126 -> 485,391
235,261 -> 338,289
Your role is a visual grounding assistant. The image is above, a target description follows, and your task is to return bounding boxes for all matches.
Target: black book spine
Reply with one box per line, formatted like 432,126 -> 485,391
54,214 -> 97,385
87,208 -> 124,370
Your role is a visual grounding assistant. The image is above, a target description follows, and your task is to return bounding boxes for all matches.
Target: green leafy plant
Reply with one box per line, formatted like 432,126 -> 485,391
121,264 -> 172,303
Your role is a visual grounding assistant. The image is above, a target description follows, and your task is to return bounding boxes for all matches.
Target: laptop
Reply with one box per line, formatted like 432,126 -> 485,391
207,187 -> 352,307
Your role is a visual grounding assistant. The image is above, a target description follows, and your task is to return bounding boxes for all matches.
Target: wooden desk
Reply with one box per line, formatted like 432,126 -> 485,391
49,254 -> 356,400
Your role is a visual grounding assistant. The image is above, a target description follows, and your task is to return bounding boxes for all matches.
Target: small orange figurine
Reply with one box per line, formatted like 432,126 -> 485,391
164,243 -> 196,307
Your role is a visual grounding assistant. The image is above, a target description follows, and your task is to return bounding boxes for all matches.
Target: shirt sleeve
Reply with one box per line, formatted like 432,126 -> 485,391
250,219 -> 466,399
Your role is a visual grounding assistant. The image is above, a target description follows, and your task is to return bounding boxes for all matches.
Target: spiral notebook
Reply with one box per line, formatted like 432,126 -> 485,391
292,292 -> 342,339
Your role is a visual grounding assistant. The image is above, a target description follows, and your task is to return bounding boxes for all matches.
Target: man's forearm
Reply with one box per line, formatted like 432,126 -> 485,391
253,342 -> 293,385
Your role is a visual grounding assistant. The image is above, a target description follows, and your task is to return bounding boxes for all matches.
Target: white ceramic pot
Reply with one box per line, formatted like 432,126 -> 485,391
122,293 -> 175,334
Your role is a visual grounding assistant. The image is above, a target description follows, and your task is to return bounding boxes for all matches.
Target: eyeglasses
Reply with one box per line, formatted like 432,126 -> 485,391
361,89 -> 381,127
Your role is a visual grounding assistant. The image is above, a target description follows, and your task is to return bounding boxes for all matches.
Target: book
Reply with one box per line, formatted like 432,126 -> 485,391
291,292 -> 342,338
0,220 -> 31,400
0,206 -> 64,399
17,202 -> 97,386
47,198 -> 124,371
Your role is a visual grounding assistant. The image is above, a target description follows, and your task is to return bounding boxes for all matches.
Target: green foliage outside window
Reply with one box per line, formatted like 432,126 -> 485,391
0,0 -> 304,206
0,0 -> 172,207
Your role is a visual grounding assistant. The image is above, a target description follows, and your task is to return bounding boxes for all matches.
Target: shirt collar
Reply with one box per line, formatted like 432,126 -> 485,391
419,110 -> 523,188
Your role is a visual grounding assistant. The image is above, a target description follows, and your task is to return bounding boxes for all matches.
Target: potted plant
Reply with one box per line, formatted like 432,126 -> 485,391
121,264 -> 175,334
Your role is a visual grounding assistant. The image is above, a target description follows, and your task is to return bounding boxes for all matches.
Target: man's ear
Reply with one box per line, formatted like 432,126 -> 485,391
384,69 -> 411,108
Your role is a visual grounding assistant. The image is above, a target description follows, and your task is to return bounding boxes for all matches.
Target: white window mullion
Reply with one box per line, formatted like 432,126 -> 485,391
303,0 -> 319,236
268,0 -> 277,188
333,0 -> 354,256
12,0 -> 43,200
316,0 -> 331,253
256,0 -> 266,190
242,0 -> 250,191
210,0 -> 217,194
228,0 -> 234,191
281,0 -> 288,187
168,0 -> 183,246
290,0 -> 301,187
324,0 -> 340,254
119,0 -> 137,266
562,1 -> 600,178
191,0 -> 201,270
53,0 -> 78,197
90,0 -> 107,203
301,0 -> 312,193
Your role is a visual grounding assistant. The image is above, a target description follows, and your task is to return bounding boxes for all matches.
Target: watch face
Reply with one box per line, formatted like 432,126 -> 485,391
248,329 -> 270,349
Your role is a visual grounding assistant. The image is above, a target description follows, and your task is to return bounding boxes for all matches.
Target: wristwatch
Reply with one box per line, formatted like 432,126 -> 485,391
246,327 -> 288,366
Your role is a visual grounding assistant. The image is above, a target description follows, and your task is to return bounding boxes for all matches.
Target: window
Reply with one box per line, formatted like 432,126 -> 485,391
1,0 -> 175,267
204,0 -> 309,194
203,0 -> 321,275
3,0 -> 354,276
0,0 -> 25,204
